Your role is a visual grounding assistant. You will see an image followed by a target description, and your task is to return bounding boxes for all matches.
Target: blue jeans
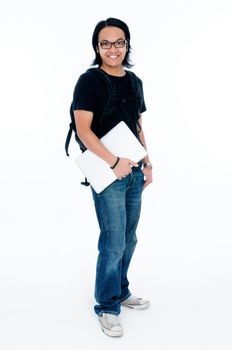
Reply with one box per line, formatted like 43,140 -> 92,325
91,166 -> 145,315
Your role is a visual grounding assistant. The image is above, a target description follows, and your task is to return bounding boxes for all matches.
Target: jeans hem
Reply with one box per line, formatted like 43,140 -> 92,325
119,292 -> 131,303
97,310 -> 120,316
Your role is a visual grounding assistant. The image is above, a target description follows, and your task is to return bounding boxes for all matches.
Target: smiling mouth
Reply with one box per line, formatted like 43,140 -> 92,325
108,55 -> 118,59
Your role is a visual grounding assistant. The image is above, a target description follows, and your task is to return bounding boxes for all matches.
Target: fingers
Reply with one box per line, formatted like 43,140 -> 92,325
143,177 -> 153,189
129,160 -> 138,168
143,180 -> 149,189
118,175 -> 127,180
113,158 -> 138,179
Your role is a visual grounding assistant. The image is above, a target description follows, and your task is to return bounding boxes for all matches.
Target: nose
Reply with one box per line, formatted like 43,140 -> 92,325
108,46 -> 119,53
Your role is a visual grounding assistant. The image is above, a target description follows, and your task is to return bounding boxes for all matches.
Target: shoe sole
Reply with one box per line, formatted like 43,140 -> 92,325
100,325 -> 123,337
121,301 -> 151,310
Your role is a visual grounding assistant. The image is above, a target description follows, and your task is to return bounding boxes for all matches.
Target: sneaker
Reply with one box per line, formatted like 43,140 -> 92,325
121,295 -> 150,310
98,313 -> 123,337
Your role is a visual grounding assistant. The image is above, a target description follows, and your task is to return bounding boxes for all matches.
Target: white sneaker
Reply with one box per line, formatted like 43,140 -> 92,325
98,313 -> 123,337
121,295 -> 150,310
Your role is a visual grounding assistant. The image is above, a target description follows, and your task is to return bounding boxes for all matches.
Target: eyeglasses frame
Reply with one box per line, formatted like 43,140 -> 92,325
98,39 -> 128,50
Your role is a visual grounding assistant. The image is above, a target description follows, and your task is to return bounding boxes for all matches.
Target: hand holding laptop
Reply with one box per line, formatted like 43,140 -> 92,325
76,121 -> 147,193
111,157 -> 138,180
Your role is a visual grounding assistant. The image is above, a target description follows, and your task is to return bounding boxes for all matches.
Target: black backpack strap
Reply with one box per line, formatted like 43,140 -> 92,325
81,178 -> 90,186
65,122 -> 73,156
65,104 -> 76,156
65,103 -> 87,156
126,70 -> 143,116
86,68 -> 117,118
125,70 -> 144,135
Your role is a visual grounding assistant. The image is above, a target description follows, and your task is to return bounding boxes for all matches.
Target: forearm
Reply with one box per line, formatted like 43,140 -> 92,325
139,128 -> 151,164
74,110 -> 117,167
78,129 -> 117,167
139,123 -> 153,189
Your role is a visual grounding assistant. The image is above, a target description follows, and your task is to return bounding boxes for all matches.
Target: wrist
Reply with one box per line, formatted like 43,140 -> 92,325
107,155 -> 118,167
110,157 -> 120,169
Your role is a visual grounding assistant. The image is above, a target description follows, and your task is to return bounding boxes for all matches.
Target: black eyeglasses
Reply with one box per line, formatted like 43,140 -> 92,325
98,39 -> 127,50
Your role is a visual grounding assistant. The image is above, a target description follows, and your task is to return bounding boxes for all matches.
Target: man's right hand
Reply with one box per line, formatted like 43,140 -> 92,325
112,158 -> 138,180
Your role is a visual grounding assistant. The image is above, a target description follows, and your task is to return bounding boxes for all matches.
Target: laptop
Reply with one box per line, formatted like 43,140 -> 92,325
75,121 -> 147,194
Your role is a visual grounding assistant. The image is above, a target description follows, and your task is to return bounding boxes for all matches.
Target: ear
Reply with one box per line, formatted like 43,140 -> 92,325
96,45 -> 99,53
126,41 -> 129,51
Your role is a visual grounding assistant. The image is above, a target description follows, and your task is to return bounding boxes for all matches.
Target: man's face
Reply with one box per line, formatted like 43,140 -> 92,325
97,26 -> 127,71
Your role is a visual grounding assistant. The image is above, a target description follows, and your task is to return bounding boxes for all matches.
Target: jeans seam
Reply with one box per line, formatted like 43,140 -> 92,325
127,172 -> 135,190
94,196 -> 107,303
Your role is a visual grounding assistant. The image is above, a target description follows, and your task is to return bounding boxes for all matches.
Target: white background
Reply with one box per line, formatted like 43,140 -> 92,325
0,0 -> 232,349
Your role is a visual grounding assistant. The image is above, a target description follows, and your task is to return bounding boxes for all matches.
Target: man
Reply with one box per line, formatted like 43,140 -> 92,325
72,17 -> 153,337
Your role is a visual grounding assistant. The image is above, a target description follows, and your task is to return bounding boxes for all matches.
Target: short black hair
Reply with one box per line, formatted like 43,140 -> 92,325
91,17 -> 133,68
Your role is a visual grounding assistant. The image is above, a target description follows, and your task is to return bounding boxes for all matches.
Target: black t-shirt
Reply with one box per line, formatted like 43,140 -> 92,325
72,69 -> 146,139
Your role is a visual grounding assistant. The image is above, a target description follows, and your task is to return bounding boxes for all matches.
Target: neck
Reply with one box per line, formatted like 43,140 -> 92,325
100,65 -> 125,77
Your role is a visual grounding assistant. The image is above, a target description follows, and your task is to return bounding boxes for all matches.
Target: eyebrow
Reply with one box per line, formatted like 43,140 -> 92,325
99,37 -> 125,42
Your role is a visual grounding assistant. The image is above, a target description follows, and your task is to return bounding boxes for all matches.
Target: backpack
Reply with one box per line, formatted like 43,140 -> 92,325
65,68 -> 144,158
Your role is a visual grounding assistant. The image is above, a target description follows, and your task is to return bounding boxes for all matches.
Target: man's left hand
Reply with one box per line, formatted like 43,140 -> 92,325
142,167 -> 153,190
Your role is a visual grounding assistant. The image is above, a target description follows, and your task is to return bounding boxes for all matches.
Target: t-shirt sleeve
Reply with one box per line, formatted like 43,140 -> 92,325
72,72 -> 96,112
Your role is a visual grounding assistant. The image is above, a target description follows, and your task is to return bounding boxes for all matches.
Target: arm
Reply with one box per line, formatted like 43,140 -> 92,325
138,115 -> 153,189
74,110 -> 138,179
